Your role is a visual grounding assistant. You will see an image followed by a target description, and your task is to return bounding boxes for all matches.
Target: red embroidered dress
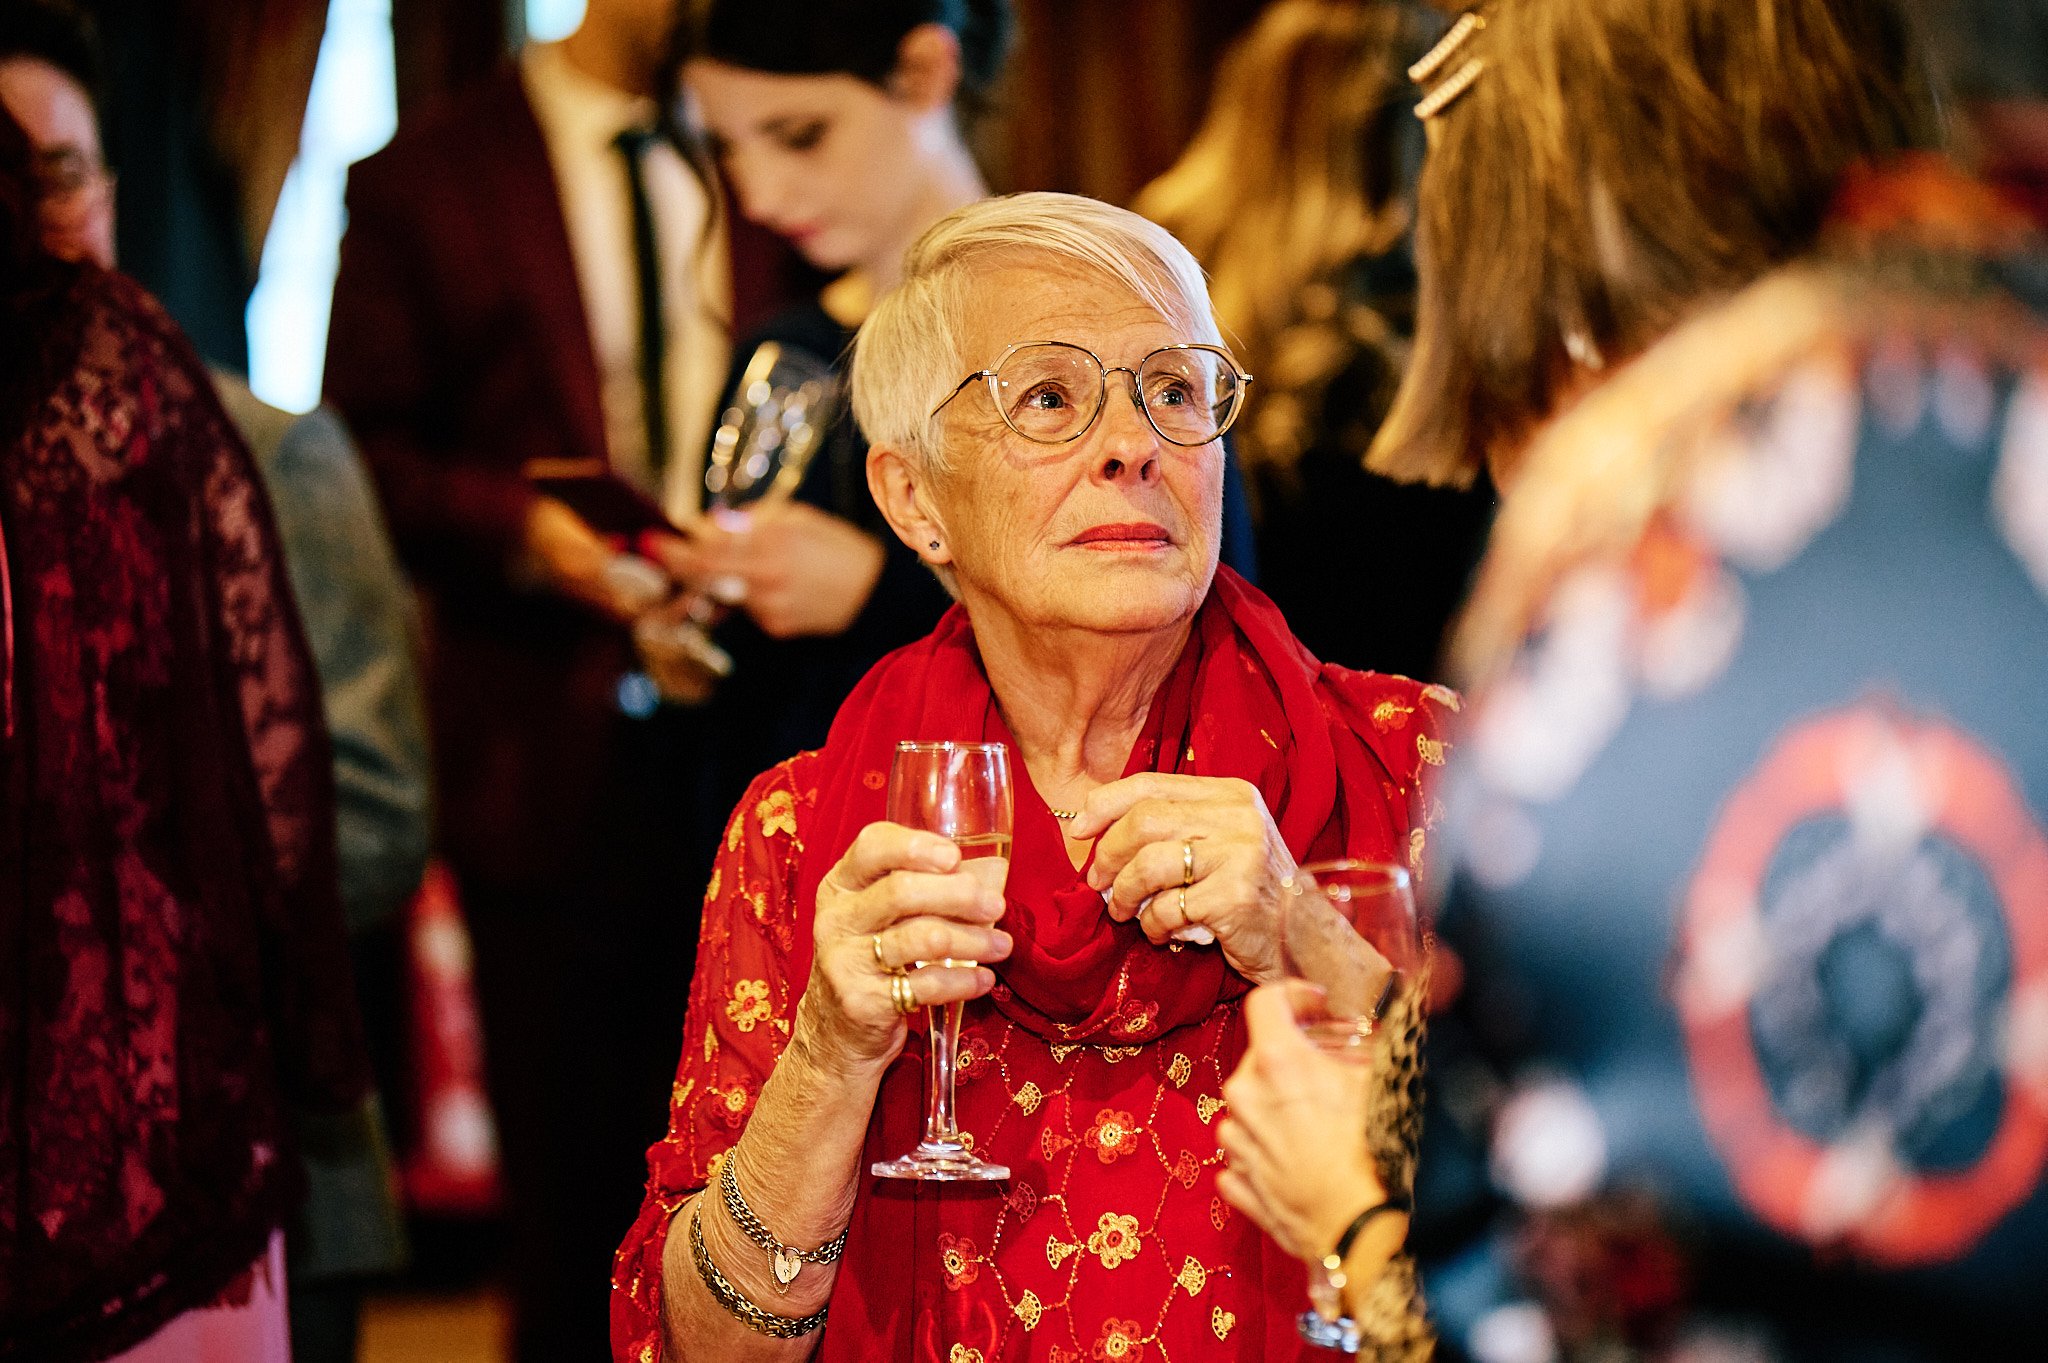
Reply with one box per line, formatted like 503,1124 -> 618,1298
614,571 -> 1446,1361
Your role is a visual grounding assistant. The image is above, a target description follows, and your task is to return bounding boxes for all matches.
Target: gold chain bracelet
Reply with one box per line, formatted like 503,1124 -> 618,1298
720,1155 -> 849,1291
689,1207 -> 830,1339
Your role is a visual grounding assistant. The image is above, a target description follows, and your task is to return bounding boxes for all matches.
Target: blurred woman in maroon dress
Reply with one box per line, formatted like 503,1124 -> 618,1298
0,106 -> 367,1362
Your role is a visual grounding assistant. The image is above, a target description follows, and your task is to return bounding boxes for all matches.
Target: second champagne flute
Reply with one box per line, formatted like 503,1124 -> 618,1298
870,741 -> 1013,1181
1280,859 -> 1427,1352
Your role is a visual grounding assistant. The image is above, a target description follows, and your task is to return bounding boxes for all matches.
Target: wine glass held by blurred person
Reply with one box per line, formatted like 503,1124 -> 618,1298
609,192 -> 1454,1363
1136,0 -> 1494,681
0,102 -> 372,1363
665,0 -> 1262,803
1262,0 -> 2048,1359
1217,982 -> 1419,1334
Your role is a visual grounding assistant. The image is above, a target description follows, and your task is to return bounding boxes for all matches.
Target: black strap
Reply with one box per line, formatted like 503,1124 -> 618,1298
614,126 -> 671,477
1333,1192 -> 1413,1263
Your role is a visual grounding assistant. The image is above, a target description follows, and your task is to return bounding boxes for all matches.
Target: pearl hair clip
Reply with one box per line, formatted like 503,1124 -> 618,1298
1410,9 -> 1487,122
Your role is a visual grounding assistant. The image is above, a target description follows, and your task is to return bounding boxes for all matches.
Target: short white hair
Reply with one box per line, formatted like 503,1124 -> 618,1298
850,191 -> 1224,471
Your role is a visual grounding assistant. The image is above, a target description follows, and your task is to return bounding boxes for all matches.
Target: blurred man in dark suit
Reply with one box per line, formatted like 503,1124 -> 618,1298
324,2 -> 744,1358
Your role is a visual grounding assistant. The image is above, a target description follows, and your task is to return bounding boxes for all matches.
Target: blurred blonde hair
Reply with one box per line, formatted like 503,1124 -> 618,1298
1370,0 -> 1932,489
1135,0 -> 1415,476
850,190 -> 1222,472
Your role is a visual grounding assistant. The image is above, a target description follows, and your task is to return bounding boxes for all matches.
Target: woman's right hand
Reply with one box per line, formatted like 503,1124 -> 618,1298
795,823 -> 1013,1072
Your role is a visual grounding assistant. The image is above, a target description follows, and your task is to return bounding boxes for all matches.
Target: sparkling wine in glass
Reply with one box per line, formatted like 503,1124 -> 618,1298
1280,859 -> 1426,1351
870,741 -> 1013,1182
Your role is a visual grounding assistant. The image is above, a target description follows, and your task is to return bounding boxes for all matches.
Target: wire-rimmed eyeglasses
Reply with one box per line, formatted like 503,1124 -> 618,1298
928,341 -> 1254,447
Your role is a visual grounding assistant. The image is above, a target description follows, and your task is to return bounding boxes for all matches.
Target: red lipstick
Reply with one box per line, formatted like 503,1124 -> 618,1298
1070,522 -> 1173,547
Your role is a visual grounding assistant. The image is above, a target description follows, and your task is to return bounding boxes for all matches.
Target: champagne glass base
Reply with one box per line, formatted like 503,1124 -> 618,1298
1297,1310 -> 1361,1353
870,1142 -> 1010,1182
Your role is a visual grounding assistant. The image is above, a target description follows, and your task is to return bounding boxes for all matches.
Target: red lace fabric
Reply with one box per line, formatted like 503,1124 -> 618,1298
0,268 -> 367,1363
614,572 -> 1449,1362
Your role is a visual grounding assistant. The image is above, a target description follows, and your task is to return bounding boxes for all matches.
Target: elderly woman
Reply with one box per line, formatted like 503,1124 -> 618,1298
611,193 -> 1449,1361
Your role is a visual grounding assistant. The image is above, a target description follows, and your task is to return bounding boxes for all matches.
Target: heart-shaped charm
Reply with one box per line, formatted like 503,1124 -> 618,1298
772,1247 -> 802,1290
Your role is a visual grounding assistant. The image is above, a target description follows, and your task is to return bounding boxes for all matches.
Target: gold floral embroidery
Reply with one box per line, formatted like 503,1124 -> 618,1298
1208,1196 -> 1231,1230
1423,682 -> 1461,711
1086,1212 -> 1142,1270
756,789 -> 798,839
1211,1307 -> 1236,1340
1170,1149 -> 1201,1188
1371,699 -> 1416,731
1050,1044 -> 1079,1062
1114,1002 -> 1156,1037
671,1077 -> 694,1107
1409,828 -> 1427,869
722,1085 -> 749,1114
1177,1257 -> 1208,1296
1046,1236 -> 1080,1269
1084,1108 -> 1142,1164
938,1233 -> 979,1291
726,979 -> 773,1033
703,1027 -> 719,1062
706,866 -> 721,901
1101,1046 -> 1141,1063
706,1149 -> 728,1184
1196,1095 -> 1226,1124
1167,1053 -> 1192,1087
1093,1318 -> 1145,1361
949,1347 -> 984,1363
1015,1290 -> 1043,1330
1416,734 -> 1449,766
1014,1082 -> 1043,1115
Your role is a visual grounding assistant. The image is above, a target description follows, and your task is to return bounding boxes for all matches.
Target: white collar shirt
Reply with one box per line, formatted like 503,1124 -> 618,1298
521,41 -> 729,520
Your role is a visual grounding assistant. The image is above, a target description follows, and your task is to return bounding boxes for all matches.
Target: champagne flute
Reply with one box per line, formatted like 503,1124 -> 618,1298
628,343 -> 842,707
870,741 -> 1013,1182
1279,859 -> 1426,1352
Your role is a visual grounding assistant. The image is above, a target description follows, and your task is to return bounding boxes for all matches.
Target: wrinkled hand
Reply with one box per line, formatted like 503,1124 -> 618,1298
657,502 -> 885,639
797,823 -> 1014,1074
1217,983 -> 1400,1271
1069,774 -> 1297,984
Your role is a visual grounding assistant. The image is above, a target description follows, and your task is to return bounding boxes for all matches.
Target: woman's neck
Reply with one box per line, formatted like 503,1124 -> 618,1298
859,131 -> 987,294
971,607 -> 1194,811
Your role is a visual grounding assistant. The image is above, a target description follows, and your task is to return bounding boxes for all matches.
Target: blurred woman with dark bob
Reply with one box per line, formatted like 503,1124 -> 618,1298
612,191 -> 1449,1361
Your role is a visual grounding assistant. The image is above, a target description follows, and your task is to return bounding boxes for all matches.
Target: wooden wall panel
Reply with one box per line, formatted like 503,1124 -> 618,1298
992,0 -> 1268,204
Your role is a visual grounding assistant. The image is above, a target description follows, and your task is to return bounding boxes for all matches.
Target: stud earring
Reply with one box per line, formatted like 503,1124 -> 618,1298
929,541 -> 940,550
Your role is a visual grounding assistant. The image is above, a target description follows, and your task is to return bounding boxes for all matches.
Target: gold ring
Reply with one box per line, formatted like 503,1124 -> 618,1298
1182,839 -> 1196,888
872,934 -> 888,970
890,971 -> 918,1016
1179,884 -> 1189,919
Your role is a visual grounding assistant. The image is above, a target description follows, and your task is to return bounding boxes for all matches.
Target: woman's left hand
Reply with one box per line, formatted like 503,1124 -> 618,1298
1069,773 -> 1297,985
1216,983 -> 1400,1269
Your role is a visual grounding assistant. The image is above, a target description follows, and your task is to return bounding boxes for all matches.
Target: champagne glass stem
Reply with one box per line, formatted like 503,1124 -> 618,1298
923,1000 -> 961,1144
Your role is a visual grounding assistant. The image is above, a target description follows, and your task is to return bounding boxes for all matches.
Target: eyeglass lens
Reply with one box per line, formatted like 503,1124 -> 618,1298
989,343 -> 1239,445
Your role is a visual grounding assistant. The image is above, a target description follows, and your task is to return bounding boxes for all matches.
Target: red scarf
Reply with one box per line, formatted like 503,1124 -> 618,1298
789,569 -> 1424,1359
